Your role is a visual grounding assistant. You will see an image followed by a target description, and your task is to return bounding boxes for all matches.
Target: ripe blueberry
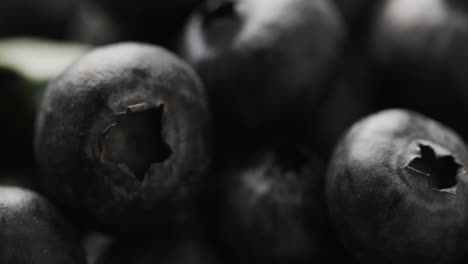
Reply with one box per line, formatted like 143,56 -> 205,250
326,109 -> 468,264
35,43 -> 212,236
371,0 -> 468,134
210,147 -> 347,264
0,186 -> 85,264
180,0 -> 345,131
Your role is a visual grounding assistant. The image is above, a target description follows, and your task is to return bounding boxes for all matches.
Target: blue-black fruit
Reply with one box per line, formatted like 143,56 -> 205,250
326,109 -> 468,264
180,0 -> 345,133
370,0 -> 468,135
210,147 -> 349,264
35,43 -> 212,237
0,186 -> 85,264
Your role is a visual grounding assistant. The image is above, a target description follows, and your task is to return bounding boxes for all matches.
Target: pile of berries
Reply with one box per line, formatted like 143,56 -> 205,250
2,0 -> 468,264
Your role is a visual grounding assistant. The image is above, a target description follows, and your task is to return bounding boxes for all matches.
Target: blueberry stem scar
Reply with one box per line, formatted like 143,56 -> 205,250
100,102 -> 172,182
406,143 -> 461,194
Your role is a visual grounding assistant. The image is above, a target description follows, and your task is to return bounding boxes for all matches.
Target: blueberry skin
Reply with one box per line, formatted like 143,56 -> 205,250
0,186 -> 85,264
181,0 -> 345,131
210,148 -> 347,264
35,43 -> 212,236
326,109 -> 468,264
370,0 -> 468,133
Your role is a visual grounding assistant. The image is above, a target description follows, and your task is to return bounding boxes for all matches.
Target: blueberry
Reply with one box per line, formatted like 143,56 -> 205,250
209,147 -> 347,264
326,109 -> 468,264
0,186 -> 85,264
35,43 -> 212,236
180,0 -> 345,132
370,0 -> 468,134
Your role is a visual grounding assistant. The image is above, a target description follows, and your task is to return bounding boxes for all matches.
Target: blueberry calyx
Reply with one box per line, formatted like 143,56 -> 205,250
405,142 -> 462,194
100,102 -> 172,182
